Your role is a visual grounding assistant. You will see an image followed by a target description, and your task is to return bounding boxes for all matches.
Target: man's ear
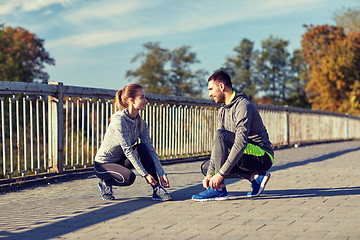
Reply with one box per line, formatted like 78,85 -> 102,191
219,82 -> 225,92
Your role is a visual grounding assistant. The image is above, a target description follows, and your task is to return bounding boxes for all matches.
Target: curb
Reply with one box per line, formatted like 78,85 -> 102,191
0,168 -> 95,193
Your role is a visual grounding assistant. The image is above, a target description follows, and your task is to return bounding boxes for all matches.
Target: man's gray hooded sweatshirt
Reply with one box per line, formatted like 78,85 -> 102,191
207,92 -> 274,176
94,109 -> 165,177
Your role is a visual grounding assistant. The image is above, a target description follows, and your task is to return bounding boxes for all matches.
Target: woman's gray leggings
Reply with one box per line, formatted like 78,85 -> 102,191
94,143 -> 159,187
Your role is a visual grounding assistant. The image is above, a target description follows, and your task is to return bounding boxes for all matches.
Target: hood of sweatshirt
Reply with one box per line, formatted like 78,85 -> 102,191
224,92 -> 249,108
218,92 -> 248,127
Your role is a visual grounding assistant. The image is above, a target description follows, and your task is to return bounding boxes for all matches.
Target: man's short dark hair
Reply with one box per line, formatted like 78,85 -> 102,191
208,70 -> 232,89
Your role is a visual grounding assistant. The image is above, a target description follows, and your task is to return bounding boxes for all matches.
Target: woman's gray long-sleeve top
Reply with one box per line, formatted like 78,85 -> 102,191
94,109 -> 165,177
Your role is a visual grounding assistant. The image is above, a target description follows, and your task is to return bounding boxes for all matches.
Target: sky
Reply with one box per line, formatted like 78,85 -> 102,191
0,0 -> 359,91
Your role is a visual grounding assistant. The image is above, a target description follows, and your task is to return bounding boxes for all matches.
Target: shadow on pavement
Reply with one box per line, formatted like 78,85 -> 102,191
1,197 -> 160,240
170,184 -> 204,201
230,186 -> 360,200
267,186 -> 360,198
2,146 -> 359,239
271,147 -> 360,172
0,183 -> 207,240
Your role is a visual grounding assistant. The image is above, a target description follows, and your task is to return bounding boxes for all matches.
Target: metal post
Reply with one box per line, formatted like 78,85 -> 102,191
285,107 -> 290,146
346,114 -> 349,140
48,82 -> 64,173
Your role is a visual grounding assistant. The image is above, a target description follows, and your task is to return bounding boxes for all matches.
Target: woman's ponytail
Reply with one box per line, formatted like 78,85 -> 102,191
115,89 -> 126,110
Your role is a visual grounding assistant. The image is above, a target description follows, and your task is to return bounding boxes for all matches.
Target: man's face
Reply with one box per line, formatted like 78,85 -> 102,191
208,80 -> 225,104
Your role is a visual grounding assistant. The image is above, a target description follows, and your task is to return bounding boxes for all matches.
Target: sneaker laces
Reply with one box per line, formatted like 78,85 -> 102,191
155,185 -> 168,194
104,185 -> 113,195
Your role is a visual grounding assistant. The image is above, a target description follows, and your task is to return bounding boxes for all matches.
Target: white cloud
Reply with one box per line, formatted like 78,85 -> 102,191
173,0 -> 325,31
28,0 -> 327,50
259,0 -> 324,10
42,10 -> 54,16
21,0 -> 72,12
133,0 -> 324,37
0,0 -> 75,14
0,0 -> 19,15
64,0 -> 161,21
47,27 -> 165,48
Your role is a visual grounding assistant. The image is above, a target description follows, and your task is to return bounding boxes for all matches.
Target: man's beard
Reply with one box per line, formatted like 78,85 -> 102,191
215,94 -> 225,104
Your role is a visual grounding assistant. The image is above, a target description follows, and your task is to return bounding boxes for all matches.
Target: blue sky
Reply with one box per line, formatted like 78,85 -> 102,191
0,0 -> 359,91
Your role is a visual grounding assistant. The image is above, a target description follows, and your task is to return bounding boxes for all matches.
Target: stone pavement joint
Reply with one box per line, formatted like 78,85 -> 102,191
0,140 -> 360,239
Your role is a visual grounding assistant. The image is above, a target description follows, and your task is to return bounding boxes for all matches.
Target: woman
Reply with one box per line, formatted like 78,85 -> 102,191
94,83 -> 172,201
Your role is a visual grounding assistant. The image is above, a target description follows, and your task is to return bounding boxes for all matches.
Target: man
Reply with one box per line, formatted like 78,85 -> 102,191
192,70 -> 274,201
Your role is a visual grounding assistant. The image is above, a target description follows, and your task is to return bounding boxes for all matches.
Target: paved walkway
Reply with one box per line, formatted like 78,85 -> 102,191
1,141 -> 360,240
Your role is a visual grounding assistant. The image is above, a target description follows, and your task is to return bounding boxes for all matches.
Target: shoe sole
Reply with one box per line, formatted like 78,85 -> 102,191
247,173 -> 271,197
152,197 -> 173,201
192,196 -> 229,202
101,196 -> 115,201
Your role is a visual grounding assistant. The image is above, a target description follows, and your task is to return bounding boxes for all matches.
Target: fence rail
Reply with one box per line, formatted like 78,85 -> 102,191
1,81 -> 360,178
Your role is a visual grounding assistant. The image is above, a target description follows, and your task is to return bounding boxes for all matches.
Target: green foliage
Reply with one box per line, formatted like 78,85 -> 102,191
126,42 -> 207,97
285,49 -> 310,108
223,36 -> 309,107
223,38 -> 258,97
126,42 -> 170,94
255,36 -> 290,102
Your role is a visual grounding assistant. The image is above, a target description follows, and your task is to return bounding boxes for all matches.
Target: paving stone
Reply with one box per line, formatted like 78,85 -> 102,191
0,140 -> 359,239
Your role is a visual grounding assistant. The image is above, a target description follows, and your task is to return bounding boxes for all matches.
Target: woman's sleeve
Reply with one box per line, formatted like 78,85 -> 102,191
139,120 -> 165,175
116,118 -> 148,177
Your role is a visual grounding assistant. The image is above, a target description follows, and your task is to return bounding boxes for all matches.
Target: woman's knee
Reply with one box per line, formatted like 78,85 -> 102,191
123,172 -> 136,186
95,162 -> 136,186
114,171 -> 136,186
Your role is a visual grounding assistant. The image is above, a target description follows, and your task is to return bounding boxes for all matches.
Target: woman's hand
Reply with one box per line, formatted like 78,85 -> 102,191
160,174 -> 170,188
144,174 -> 157,186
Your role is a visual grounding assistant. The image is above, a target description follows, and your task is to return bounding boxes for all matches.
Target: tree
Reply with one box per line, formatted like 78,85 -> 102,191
126,42 -> 207,97
169,46 -> 207,97
0,25 -> 55,83
222,36 -> 310,106
286,49 -> 310,108
301,24 -> 360,116
223,38 -> 258,97
126,42 -> 171,95
254,36 -> 291,104
333,6 -> 360,34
